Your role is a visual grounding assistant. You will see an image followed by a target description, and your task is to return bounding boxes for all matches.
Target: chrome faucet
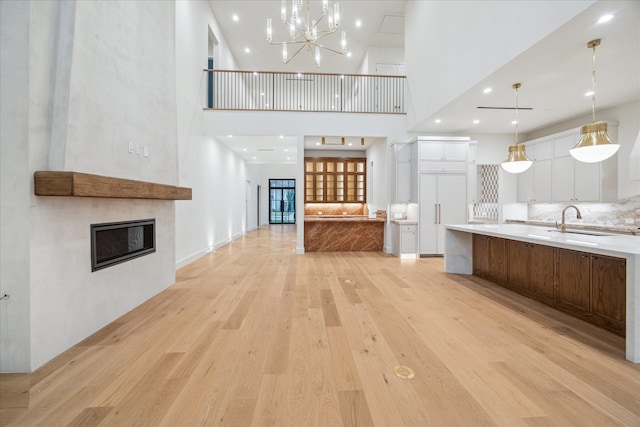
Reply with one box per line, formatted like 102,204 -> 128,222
556,205 -> 582,233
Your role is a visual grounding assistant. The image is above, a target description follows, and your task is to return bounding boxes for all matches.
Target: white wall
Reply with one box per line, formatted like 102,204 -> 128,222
247,163 -> 298,226
364,47 -> 404,74
1,0 -> 31,372
404,0 -> 595,131
174,0 -> 250,268
1,0 -> 181,372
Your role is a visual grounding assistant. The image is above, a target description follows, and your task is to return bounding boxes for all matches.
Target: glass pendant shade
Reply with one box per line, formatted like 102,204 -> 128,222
501,144 -> 533,173
570,122 -> 619,163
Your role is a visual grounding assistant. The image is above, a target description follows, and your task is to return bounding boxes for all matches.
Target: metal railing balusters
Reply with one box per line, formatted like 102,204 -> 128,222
203,69 -> 405,114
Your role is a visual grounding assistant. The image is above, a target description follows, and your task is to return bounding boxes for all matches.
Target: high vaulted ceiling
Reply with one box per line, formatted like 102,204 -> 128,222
208,0 -> 406,74
208,1 -> 639,162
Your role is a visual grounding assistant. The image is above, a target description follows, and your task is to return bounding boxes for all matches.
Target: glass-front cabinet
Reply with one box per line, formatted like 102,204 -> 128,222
305,157 -> 366,203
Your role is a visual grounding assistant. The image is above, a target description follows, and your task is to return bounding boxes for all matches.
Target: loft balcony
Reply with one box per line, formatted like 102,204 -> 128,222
204,69 -> 406,114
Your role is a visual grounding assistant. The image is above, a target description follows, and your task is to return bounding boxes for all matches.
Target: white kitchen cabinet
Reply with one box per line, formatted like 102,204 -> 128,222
419,173 -> 467,255
517,140 -> 552,202
391,221 -> 417,258
393,143 -> 413,203
517,125 -> 618,203
552,133 -> 601,202
418,140 -> 467,173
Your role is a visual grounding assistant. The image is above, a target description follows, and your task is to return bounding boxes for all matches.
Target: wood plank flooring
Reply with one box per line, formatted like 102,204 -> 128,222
1,225 -> 639,426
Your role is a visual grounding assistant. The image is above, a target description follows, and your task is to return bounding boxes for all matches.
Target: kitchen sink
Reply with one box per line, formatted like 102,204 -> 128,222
547,229 -> 611,237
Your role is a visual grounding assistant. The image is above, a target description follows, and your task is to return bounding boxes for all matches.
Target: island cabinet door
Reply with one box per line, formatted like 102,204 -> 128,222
591,254 -> 626,331
555,248 -> 590,312
472,234 -> 490,276
506,240 -> 530,289
488,237 -> 507,284
529,243 -> 555,299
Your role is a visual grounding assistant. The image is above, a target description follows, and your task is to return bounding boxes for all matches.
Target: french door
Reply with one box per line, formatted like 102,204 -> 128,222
269,179 -> 295,224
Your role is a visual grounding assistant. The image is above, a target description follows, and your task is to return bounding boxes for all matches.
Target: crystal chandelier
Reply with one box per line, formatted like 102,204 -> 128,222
267,0 -> 346,67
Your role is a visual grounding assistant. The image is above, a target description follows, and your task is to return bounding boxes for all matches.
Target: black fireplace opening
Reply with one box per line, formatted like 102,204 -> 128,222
91,219 -> 155,271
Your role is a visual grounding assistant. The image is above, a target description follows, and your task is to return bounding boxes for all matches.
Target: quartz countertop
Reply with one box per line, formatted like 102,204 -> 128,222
506,219 -> 639,236
391,219 -> 418,225
304,215 -> 385,223
446,223 -> 640,256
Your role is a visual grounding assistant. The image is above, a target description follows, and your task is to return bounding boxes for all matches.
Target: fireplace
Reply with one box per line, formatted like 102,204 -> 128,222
91,219 -> 155,271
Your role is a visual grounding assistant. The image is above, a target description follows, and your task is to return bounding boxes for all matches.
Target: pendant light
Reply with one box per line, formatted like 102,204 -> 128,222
501,83 -> 533,174
570,39 -> 619,163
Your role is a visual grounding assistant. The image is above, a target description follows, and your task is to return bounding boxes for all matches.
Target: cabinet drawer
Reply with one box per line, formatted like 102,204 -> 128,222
400,225 -> 416,232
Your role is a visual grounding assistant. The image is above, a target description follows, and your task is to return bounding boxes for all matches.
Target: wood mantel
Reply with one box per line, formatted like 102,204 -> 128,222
34,171 -> 192,200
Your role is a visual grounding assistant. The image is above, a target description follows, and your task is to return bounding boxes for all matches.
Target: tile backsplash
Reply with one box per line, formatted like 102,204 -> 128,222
527,195 -> 640,230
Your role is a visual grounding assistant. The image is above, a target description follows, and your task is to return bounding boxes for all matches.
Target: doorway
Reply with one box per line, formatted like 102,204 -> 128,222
269,179 -> 295,224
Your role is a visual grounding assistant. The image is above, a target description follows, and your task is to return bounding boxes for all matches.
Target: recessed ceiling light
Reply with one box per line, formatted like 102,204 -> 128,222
232,14 -> 239,22
348,143 -> 353,146
597,14 -> 613,24
316,142 -> 320,146
252,156 -> 257,160
435,118 -> 442,123
245,47 -> 251,53
355,19 -> 362,28
228,135 -> 233,138
483,87 -> 492,94
280,135 -> 284,139
585,90 -> 594,96
511,120 -> 518,125
284,148 -> 288,152
286,157 -> 291,160
473,119 -> 480,124
346,51 -> 352,57
242,148 -> 247,151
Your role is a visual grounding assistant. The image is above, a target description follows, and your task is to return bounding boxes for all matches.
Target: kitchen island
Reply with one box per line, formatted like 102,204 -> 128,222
444,223 -> 640,363
304,216 -> 385,252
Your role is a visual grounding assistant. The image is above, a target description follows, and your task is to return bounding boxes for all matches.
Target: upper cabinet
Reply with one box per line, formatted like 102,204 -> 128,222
517,125 -> 618,203
418,139 -> 468,173
305,157 -> 366,203
393,142 -> 413,203
517,140 -> 553,202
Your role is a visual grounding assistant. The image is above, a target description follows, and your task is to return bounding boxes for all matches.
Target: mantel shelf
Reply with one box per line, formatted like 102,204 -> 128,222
34,171 -> 192,200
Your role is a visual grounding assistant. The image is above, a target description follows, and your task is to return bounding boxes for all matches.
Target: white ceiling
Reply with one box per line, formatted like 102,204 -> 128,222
208,0 -> 406,74
209,1 -> 639,161
414,0 -> 640,135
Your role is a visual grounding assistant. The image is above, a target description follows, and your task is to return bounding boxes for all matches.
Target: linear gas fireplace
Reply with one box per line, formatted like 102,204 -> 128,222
91,219 -> 155,271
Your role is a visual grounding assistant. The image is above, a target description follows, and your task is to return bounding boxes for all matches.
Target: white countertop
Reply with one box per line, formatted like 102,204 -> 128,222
446,223 -> 640,256
391,219 -> 418,225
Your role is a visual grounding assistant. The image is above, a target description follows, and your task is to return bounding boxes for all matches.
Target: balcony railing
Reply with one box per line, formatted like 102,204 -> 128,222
204,69 -> 405,114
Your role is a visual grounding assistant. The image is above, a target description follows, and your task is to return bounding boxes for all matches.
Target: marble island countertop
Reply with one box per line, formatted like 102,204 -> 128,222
446,223 -> 640,256
506,219 -> 639,236
304,215 -> 385,222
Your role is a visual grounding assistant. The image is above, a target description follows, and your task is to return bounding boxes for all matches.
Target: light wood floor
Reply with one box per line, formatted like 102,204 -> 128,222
1,225 -> 639,426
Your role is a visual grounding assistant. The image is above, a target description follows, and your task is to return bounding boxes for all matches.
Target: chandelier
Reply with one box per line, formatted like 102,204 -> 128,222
267,0 -> 346,67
